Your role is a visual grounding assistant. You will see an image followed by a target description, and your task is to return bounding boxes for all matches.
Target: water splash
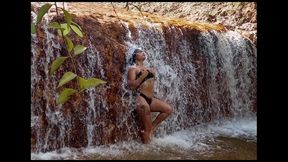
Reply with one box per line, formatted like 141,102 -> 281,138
31,115 -> 256,160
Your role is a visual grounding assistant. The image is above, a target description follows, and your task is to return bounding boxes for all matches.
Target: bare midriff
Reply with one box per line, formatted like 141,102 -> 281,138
138,79 -> 154,98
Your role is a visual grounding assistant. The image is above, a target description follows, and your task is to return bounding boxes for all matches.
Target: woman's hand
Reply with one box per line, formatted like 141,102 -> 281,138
140,69 -> 149,78
147,68 -> 156,75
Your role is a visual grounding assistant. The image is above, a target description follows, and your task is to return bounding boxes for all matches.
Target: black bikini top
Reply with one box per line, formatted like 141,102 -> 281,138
135,70 -> 155,90
136,70 -> 154,79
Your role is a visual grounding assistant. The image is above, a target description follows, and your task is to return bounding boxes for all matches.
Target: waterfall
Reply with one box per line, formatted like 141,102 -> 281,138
31,13 -> 109,151
121,21 -> 256,137
31,12 -> 66,152
31,7 -> 256,159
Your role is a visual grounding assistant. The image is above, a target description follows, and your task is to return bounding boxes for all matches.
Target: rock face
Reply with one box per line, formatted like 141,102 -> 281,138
105,2 -> 257,45
31,2 -> 257,153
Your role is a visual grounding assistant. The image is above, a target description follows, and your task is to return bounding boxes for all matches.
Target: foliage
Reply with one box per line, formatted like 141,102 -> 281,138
50,56 -> 68,75
32,3 -> 106,105
78,77 -> 107,92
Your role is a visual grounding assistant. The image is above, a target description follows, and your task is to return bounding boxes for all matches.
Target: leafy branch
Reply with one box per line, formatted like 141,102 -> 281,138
31,3 -> 106,105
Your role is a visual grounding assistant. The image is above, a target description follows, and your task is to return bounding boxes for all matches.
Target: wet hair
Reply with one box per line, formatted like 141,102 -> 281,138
129,49 -> 143,65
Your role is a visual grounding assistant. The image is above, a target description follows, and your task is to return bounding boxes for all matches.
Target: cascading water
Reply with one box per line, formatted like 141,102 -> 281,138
121,21 -> 256,136
31,5 -> 256,159
77,39 -> 109,147
31,11 -> 109,152
31,12 -> 65,152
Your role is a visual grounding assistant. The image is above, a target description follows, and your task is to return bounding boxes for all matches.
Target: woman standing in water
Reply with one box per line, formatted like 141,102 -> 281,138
127,49 -> 173,144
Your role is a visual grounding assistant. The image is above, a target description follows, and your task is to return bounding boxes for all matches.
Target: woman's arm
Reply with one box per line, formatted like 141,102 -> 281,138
127,68 -> 149,90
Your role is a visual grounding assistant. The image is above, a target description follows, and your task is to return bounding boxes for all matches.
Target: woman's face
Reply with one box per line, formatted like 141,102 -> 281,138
136,51 -> 146,61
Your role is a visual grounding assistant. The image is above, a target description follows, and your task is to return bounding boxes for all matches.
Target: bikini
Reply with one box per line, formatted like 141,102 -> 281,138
134,70 -> 155,105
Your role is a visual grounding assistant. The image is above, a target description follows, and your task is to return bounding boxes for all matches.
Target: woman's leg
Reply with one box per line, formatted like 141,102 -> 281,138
136,96 -> 153,144
150,98 -> 173,133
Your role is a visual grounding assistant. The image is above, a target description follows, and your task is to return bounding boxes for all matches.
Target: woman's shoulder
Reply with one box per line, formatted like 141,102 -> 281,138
128,66 -> 138,72
128,66 -> 136,69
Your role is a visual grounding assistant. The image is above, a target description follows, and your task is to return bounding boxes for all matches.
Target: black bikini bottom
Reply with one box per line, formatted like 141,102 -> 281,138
140,93 -> 153,105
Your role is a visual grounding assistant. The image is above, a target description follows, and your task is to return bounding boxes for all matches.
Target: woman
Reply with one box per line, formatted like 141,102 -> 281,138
127,49 -> 173,144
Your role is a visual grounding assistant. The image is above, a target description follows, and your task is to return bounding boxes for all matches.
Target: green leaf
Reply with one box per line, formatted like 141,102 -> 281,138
71,21 -> 82,31
64,36 -> 73,53
31,23 -> 36,34
48,22 -> 61,29
50,57 -> 68,75
36,4 -> 52,24
78,77 -> 106,91
71,24 -> 83,37
56,88 -> 78,105
60,23 -> 70,36
57,29 -> 63,37
74,45 -> 87,56
57,71 -> 77,88
62,8 -> 71,27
